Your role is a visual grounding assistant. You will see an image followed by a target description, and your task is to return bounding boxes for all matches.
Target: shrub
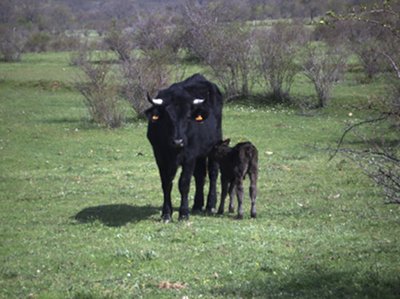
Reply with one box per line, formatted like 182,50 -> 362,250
24,31 -> 51,52
255,22 -> 307,103
103,23 -> 132,62
74,50 -> 124,128
0,26 -> 24,62
120,56 -> 170,117
182,3 -> 255,100
301,43 -> 347,108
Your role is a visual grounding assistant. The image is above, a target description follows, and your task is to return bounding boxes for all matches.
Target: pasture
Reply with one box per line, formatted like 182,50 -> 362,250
0,52 -> 399,298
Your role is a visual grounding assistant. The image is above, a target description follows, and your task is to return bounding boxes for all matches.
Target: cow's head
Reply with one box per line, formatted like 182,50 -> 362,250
145,92 -> 209,149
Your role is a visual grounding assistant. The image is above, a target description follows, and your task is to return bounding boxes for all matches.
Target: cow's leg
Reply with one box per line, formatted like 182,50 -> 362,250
249,172 -> 257,218
178,161 -> 196,220
217,176 -> 229,215
157,158 -> 177,223
192,157 -> 206,213
235,178 -> 245,219
206,157 -> 219,213
228,180 -> 235,213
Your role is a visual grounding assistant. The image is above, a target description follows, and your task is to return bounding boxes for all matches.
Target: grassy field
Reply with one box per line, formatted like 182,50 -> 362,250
1,52 -> 399,298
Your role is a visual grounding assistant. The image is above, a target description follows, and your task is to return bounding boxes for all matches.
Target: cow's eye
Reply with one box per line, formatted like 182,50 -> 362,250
152,114 -> 160,121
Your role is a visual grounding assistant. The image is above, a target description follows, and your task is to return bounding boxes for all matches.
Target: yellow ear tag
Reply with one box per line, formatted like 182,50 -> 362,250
152,115 -> 159,121
195,115 -> 203,122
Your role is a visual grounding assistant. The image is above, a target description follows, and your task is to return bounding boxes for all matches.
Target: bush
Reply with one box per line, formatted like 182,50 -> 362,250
24,31 -> 51,53
103,23 -> 132,62
182,5 -> 254,100
0,26 -> 24,62
255,22 -> 307,103
50,34 -> 80,51
301,43 -> 347,108
121,56 -> 170,117
74,50 -> 124,128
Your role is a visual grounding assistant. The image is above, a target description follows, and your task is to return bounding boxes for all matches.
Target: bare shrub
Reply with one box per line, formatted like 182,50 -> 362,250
0,26 -> 25,62
301,44 -> 348,108
24,31 -> 52,53
330,2 -> 400,204
121,56 -> 170,117
103,22 -> 132,62
182,3 -> 255,100
74,50 -> 124,128
332,103 -> 400,203
345,20 -> 386,79
255,22 -> 307,102
134,14 -> 179,61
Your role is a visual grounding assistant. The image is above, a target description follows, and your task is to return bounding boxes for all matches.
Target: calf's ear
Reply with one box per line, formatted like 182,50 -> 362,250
223,139 -> 231,145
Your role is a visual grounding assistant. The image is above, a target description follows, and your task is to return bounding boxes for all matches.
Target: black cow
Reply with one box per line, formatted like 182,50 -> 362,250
211,139 -> 258,219
145,74 -> 223,221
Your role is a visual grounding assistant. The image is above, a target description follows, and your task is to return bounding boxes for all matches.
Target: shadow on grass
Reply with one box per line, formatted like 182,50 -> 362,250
213,268 -> 400,298
74,204 -> 159,227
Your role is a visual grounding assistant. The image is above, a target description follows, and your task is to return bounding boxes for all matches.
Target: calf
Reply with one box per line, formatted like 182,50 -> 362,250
211,139 -> 258,219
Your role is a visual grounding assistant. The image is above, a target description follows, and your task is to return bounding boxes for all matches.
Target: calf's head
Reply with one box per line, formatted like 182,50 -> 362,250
211,139 -> 232,160
145,92 -> 209,149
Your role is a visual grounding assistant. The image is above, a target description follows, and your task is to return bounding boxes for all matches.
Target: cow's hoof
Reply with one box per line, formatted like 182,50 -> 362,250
217,208 -> 224,215
236,214 -> 244,220
162,214 -> 172,223
251,212 -> 257,218
228,207 -> 235,213
205,208 -> 216,215
191,207 -> 203,215
178,214 -> 189,221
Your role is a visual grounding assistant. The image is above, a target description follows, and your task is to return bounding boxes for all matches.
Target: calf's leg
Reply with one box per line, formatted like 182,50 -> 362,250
228,181 -> 235,213
249,172 -> 257,218
217,176 -> 229,214
235,178 -> 245,219
206,158 -> 219,213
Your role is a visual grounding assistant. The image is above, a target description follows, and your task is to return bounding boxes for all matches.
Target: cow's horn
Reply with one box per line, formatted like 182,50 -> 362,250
193,98 -> 205,105
151,98 -> 164,105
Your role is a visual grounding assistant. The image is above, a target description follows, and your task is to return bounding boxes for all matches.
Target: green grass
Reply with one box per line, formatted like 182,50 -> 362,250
1,52 -> 400,298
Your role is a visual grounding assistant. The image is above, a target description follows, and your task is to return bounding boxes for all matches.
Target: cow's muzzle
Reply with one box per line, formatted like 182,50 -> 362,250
173,139 -> 184,148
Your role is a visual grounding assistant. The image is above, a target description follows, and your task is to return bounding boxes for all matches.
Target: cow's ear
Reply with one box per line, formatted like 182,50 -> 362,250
147,93 -> 164,106
193,98 -> 205,105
